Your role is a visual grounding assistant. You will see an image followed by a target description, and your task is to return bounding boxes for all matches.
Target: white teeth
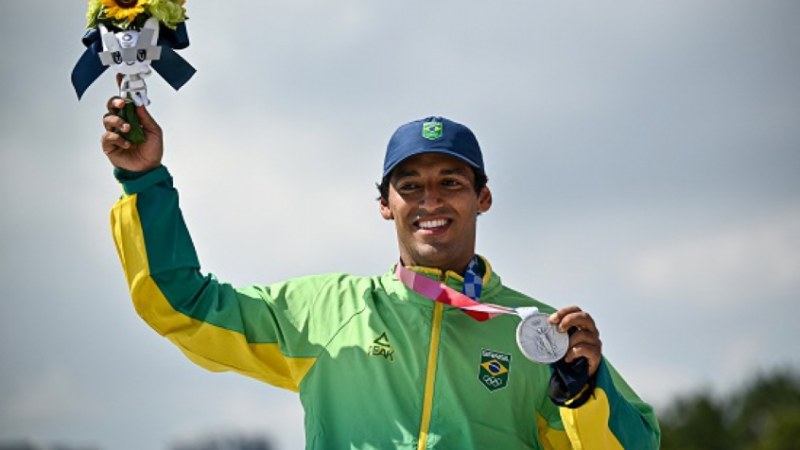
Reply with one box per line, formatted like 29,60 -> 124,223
418,219 -> 448,229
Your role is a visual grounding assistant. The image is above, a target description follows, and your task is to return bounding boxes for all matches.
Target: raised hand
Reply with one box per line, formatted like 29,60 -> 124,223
101,96 -> 163,172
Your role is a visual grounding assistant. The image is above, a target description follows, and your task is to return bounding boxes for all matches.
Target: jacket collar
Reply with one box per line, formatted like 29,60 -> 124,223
400,254 -> 500,300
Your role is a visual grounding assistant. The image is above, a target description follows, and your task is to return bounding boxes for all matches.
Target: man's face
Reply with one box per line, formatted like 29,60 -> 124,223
380,153 -> 492,273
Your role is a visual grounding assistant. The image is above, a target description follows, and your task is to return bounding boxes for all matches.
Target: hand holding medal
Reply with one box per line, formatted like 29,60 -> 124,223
538,306 -> 603,376
72,0 -> 196,144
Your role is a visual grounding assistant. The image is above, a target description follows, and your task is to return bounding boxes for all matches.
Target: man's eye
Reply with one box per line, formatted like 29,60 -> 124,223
442,179 -> 461,187
399,183 -> 418,191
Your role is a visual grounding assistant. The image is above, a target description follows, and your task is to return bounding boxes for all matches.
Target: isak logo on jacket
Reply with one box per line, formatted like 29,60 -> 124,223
478,349 -> 511,392
369,332 -> 395,361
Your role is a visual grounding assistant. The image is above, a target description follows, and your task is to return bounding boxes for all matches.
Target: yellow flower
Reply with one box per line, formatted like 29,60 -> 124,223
100,0 -> 149,22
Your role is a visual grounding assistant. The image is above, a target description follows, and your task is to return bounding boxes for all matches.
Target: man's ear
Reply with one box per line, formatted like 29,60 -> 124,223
380,198 -> 394,220
477,186 -> 493,214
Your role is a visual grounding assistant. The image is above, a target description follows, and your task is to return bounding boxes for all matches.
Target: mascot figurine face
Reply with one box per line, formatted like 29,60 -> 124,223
98,17 -> 161,106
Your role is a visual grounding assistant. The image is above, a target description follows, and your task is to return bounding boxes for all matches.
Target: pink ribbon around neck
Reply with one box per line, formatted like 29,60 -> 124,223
394,261 -> 521,321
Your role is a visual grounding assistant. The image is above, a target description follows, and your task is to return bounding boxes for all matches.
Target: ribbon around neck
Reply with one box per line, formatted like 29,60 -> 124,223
394,261 -> 535,321
71,22 -> 196,100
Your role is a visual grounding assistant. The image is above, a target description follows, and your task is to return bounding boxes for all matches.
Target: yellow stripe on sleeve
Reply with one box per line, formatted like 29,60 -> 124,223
559,388 -> 624,450
111,193 -> 316,392
536,411 -> 572,450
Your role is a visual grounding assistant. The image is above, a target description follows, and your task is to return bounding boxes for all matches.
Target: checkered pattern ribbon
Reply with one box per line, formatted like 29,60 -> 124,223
462,257 -> 483,301
394,258 -> 520,322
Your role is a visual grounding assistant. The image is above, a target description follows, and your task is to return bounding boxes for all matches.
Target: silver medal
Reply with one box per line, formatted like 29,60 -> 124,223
516,312 -> 569,364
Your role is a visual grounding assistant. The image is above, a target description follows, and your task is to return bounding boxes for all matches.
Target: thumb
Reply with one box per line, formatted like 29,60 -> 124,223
135,104 -> 159,130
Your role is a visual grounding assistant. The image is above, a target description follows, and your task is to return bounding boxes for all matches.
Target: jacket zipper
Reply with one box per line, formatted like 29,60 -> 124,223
417,272 -> 446,450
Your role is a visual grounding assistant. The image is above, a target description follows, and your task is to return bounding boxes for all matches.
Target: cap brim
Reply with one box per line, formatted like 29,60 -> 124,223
383,148 -> 482,179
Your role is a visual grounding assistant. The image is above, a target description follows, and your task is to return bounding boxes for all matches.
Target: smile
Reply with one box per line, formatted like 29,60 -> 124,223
415,218 -> 451,230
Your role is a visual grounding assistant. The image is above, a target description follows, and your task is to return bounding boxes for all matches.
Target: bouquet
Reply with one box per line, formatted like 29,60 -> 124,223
73,0 -> 196,144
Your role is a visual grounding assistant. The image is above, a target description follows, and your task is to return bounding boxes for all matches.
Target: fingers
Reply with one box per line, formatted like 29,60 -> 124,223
549,306 -> 598,335
103,112 -> 130,133
105,95 -> 161,135
549,305 -> 581,326
106,96 -> 125,114
101,130 -> 130,155
102,96 -> 128,156
564,329 -> 602,362
550,305 -> 603,376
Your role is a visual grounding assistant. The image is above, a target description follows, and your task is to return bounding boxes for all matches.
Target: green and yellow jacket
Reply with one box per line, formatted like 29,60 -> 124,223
111,166 -> 660,450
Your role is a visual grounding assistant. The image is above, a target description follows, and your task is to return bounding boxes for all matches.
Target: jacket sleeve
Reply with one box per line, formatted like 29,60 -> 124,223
556,358 -> 661,450
110,166 -> 333,392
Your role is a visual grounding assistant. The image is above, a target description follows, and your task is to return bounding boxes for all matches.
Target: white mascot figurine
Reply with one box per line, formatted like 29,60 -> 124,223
98,17 -> 162,106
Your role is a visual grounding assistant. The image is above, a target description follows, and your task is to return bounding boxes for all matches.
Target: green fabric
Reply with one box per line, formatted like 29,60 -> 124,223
115,165 -> 171,195
600,360 -> 662,449
114,167 -> 660,450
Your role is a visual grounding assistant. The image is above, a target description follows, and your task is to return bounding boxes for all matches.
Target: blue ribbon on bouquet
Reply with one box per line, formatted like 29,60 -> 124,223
71,22 -> 196,100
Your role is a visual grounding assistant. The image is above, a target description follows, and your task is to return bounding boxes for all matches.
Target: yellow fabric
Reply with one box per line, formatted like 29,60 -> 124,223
407,265 -> 442,277
560,388 -> 624,450
407,256 -> 493,286
481,257 -> 493,286
536,412 -> 573,450
111,193 -> 316,392
564,383 -> 593,407
416,302 -> 444,450
178,342 -> 315,392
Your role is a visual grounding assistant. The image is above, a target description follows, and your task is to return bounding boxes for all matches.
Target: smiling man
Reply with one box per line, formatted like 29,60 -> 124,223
380,152 -> 491,272
102,103 -> 660,450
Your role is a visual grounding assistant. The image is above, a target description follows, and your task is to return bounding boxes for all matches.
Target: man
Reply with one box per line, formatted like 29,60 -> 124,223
101,98 -> 660,450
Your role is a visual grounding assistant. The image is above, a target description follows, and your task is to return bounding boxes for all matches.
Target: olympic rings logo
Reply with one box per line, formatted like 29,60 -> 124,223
483,375 -> 504,388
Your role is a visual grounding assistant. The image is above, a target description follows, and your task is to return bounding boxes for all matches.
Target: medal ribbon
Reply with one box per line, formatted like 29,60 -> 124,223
394,260 -> 532,321
462,257 -> 483,301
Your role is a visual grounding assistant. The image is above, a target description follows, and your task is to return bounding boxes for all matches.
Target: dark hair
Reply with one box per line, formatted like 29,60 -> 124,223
376,167 -> 488,203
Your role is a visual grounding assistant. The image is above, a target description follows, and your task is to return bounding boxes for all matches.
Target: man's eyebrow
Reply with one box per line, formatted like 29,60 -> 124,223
393,169 -> 419,180
441,168 -> 471,177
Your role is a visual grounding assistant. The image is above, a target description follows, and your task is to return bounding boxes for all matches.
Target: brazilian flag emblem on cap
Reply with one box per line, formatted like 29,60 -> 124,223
422,121 -> 443,141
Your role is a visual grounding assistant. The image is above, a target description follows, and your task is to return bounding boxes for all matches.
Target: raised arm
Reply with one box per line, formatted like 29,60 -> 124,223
101,100 -> 329,392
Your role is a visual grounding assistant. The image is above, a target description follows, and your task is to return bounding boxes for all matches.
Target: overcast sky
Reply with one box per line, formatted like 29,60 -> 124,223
1,1 -> 799,449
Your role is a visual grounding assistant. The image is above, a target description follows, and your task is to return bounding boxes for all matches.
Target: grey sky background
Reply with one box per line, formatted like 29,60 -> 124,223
1,1 -> 799,449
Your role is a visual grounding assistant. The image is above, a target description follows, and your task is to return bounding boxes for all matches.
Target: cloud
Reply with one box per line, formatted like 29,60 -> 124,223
628,206 -> 800,309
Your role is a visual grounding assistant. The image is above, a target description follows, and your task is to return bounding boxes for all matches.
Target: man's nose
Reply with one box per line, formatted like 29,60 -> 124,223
419,185 -> 444,209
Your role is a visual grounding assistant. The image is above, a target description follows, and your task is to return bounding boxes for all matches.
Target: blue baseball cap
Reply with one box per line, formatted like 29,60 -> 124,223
382,116 -> 485,179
